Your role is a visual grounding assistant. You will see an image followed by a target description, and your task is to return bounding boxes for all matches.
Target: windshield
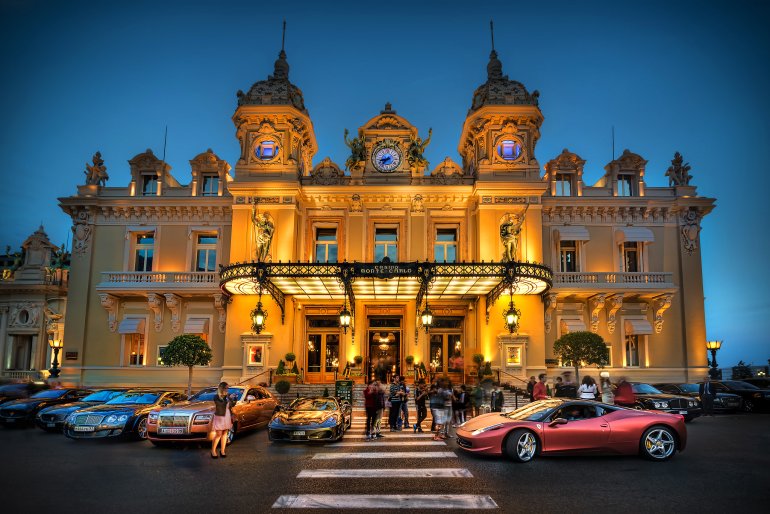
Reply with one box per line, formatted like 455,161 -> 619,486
723,380 -> 759,390
632,384 -> 662,394
289,399 -> 337,411
678,384 -> 699,393
106,392 -> 161,405
81,390 -> 122,402
31,389 -> 68,399
502,400 -> 562,422
190,387 -> 243,402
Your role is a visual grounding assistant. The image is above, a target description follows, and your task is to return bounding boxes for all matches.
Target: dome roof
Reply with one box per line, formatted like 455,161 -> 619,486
469,50 -> 539,114
236,50 -> 307,114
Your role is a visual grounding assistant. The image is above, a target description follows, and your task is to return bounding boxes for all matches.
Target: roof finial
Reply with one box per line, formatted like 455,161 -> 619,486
490,19 -> 495,52
281,19 -> 286,52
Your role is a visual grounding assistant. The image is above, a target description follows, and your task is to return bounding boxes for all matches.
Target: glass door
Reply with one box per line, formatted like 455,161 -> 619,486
428,317 -> 464,381
306,317 -> 341,383
367,317 -> 402,382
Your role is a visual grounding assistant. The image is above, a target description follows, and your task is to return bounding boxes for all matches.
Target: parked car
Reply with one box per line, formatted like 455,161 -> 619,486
64,390 -> 187,440
706,380 -> 770,412
616,383 -> 701,422
268,397 -> 352,442
35,389 -> 130,432
740,378 -> 770,389
147,385 -> 278,446
0,388 -> 92,426
653,383 -> 742,412
0,382 -> 49,406
456,399 -> 687,462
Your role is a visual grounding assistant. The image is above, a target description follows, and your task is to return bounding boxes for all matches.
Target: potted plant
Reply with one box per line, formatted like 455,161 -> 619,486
275,379 -> 291,404
472,354 -> 485,379
353,355 -> 363,366
285,352 -> 296,363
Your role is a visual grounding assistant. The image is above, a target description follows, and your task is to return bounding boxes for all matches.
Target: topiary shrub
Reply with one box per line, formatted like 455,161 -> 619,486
285,352 -> 296,363
276,360 -> 286,375
405,355 -> 415,365
472,353 -> 485,366
291,362 -> 299,374
275,379 -> 291,395
353,355 -> 363,365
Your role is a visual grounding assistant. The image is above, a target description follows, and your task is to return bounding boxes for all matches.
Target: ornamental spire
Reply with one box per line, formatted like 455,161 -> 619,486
273,20 -> 289,80
487,19 -> 503,80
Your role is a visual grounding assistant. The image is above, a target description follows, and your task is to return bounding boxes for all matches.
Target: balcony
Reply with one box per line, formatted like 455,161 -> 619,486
552,272 -> 676,297
96,271 -> 219,295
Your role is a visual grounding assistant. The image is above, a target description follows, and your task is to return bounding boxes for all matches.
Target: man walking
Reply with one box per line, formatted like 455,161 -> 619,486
388,375 -> 404,431
399,376 -> 410,429
490,385 -> 504,412
526,376 -> 536,402
699,375 -> 717,416
533,374 -> 548,401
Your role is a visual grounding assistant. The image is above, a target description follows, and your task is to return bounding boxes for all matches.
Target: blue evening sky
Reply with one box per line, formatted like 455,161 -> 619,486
1,0 -> 767,367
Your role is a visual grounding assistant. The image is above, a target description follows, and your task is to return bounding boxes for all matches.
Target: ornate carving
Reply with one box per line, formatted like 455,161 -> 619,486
680,208 -> 701,255
343,129 -> 366,170
589,294 -> 606,333
251,206 -> 275,263
9,302 -> 41,328
71,209 -> 92,255
84,151 -> 109,186
430,157 -> 463,184
146,293 -> 164,332
652,294 -> 673,334
543,293 -> 558,333
500,203 -> 529,262
213,293 -> 228,333
407,128 -> 432,171
411,194 -> 424,214
99,293 -> 119,332
236,49 -> 307,113
309,157 -> 344,185
350,194 -> 363,213
470,50 -> 539,112
164,294 -> 183,333
606,294 -> 624,334
665,152 -> 692,186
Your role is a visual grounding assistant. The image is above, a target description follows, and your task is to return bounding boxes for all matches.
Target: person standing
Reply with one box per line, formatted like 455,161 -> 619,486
526,376 -> 536,402
700,376 -> 716,416
577,376 -> 598,399
533,374 -> 549,401
614,377 -> 634,407
373,380 -> 386,438
414,381 -> 428,432
490,386 -> 504,412
211,382 -> 235,459
388,375 -> 404,431
600,376 -> 614,404
363,380 -> 379,440
470,381 -> 483,417
399,377 -> 410,429
428,382 -> 443,438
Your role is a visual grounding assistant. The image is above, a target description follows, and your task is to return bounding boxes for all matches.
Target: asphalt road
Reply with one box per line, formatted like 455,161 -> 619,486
1,413 -> 767,513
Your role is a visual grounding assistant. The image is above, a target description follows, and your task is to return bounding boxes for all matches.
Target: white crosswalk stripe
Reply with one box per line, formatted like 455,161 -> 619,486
312,451 -> 457,459
323,440 -> 446,447
344,433 -> 434,439
272,494 -> 498,509
297,468 -> 474,478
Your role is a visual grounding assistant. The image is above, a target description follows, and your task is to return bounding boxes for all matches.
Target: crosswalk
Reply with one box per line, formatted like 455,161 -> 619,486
271,409 -> 499,510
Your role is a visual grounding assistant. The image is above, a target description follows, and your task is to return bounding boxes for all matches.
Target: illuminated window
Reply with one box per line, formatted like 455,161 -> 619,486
201,174 -> 219,196
374,227 -> 398,262
195,234 -> 217,272
605,344 -> 613,367
617,174 -> 635,196
497,139 -> 522,161
555,173 -> 574,196
134,234 -> 154,272
559,240 -> 578,272
142,174 -> 159,196
314,227 -> 338,263
429,335 -> 443,373
622,242 -> 641,273
434,228 -> 457,263
255,140 -> 279,160
128,334 -> 145,366
624,335 -> 639,367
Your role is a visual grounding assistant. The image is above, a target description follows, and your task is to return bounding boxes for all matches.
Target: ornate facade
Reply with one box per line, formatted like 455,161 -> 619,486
56,45 -> 714,389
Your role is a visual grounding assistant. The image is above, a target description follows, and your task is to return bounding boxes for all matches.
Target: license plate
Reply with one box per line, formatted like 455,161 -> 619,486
74,425 -> 95,432
47,423 -> 56,428
159,427 -> 184,434
679,410 -> 688,414
292,431 -> 306,436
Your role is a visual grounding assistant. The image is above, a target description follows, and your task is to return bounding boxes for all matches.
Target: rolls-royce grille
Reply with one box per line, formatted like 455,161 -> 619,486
159,415 -> 190,427
668,399 -> 688,409
75,414 -> 104,425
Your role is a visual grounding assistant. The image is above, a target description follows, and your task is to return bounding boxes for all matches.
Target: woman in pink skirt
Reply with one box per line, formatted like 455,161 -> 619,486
211,381 -> 235,458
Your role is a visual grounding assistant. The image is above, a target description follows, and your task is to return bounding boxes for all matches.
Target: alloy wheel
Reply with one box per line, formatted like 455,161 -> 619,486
136,418 -> 148,440
516,432 -> 537,461
643,428 -> 675,460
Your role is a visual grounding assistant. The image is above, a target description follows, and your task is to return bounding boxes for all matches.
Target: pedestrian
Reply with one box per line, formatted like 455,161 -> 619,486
429,382 -> 443,437
490,385 -> 504,412
533,374 -> 549,400
374,380 -> 386,438
553,376 -> 565,397
363,379 -> 379,440
388,375 -> 404,431
211,381 -> 235,459
700,375 -> 716,416
526,376 -> 536,402
614,377 -> 634,407
577,376 -> 598,399
451,387 -> 461,426
414,381 -> 428,432
600,376 -> 614,404
470,381 -> 483,417
399,376 -> 410,429
460,384 -> 470,422
440,379 -> 453,438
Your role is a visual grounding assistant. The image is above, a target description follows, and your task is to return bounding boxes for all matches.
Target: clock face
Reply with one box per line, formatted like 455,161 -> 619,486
372,146 -> 401,172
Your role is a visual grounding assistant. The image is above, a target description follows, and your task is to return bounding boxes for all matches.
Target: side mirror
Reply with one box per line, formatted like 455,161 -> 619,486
548,417 -> 568,427
246,395 -> 256,402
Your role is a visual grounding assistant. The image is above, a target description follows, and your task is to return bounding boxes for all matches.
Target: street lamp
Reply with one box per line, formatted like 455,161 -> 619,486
420,303 -> 433,333
706,340 -> 722,379
503,289 -> 521,334
251,285 -> 268,334
48,335 -> 63,378
339,288 -> 351,334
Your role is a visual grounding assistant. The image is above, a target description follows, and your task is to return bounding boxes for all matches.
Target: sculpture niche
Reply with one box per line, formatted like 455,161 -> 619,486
251,205 -> 275,263
499,203 -> 529,262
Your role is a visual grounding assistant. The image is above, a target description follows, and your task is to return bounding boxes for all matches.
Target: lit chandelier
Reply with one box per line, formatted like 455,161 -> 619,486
503,288 -> 521,334
339,288 -> 351,334
420,300 -> 434,333
251,285 -> 268,334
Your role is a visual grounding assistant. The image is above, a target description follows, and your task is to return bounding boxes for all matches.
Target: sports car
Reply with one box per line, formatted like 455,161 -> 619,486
0,388 -> 92,426
35,389 -> 130,432
268,397 -> 352,442
64,390 -> 187,440
456,399 -> 687,462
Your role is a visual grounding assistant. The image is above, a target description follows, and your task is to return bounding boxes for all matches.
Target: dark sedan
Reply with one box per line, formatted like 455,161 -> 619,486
621,383 -> 702,422
36,389 -> 129,432
0,389 -> 92,426
268,397 -> 352,442
740,378 -> 770,390
0,382 -> 49,406
64,390 -> 187,440
707,381 -> 770,412
654,383 -> 743,412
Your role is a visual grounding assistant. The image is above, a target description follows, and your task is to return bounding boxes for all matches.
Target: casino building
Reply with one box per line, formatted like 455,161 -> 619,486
54,43 -> 715,389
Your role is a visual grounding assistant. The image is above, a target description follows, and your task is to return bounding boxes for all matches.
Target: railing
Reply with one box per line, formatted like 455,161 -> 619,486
1,370 -> 41,380
237,368 -> 272,386
100,271 -> 218,286
496,370 -> 530,410
553,272 -> 673,286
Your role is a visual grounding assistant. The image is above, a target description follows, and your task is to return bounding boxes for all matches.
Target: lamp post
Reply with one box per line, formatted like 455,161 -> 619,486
420,303 -> 433,333
251,285 -> 268,334
48,335 -> 63,378
706,340 -> 722,379
503,289 -> 521,334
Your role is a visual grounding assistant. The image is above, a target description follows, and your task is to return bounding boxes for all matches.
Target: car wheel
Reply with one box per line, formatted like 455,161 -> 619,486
227,423 -> 237,445
135,417 -> 148,440
640,425 -> 677,461
504,429 -> 538,463
743,400 -> 754,413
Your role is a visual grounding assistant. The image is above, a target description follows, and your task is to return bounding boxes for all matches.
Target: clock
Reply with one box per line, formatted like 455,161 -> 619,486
372,145 -> 402,172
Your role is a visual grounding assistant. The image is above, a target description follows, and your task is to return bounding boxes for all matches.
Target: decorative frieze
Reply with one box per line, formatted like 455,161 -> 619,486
542,205 -> 675,225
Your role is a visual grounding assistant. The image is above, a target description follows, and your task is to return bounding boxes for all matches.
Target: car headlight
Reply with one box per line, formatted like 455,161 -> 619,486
65,413 -> 76,424
688,401 -> 697,407
653,401 -> 668,409
105,415 -> 118,424
754,393 -> 763,398
117,414 -> 129,422
193,414 -> 212,425
471,423 -> 504,436
148,412 -> 159,422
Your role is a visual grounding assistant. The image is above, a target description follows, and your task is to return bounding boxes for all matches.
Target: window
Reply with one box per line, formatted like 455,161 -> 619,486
497,139 -> 523,161
325,334 -> 340,373
201,174 -> 219,196
374,227 -> 398,262
142,174 -> 159,196
624,335 -> 639,367
128,334 -> 145,366
307,334 -> 322,372
554,173 -> 573,196
434,228 -> 457,263
134,234 -> 155,272
314,227 -> 338,263
622,242 -> 641,272
429,335 -> 443,373
195,234 -> 217,272
255,140 -> 278,160
157,345 -> 167,366
605,344 -> 613,367
559,240 -> 578,272
617,174 -> 635,196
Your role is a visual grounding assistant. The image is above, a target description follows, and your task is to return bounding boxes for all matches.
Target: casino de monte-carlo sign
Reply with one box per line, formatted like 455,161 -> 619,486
352,262 -> 417,279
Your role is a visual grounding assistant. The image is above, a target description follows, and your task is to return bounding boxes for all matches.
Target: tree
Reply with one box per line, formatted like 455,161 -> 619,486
162,334 -> 213,397
732,361 -> 753,379
552,331 -> 609,383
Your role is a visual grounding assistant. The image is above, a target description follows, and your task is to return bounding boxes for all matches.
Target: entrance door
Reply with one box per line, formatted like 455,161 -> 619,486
306,332 -> 340,383
12,335 -> 32,370
367,317 -> 402,382
428,317 -> 464,382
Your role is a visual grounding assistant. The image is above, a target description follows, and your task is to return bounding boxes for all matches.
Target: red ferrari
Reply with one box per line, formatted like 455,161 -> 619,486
456,399 -> 686,462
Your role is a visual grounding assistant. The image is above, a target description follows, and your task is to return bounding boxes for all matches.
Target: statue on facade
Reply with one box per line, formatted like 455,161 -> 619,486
84,151 -> 109,186
407,128 -> 432,171
665,152 -> 692,186
251,207 -> 275,262
500,203 -> 529,262
343,129 -> 366,170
